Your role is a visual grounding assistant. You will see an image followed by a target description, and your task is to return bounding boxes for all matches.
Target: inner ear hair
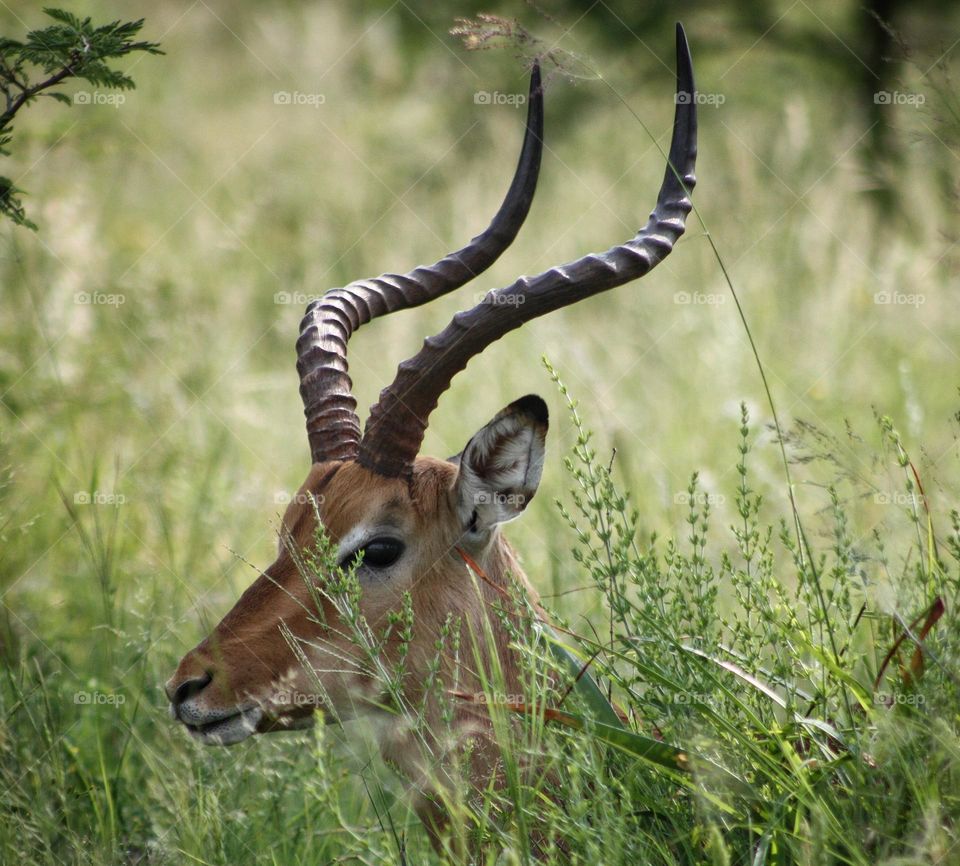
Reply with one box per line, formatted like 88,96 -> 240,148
455,395 -> 548,535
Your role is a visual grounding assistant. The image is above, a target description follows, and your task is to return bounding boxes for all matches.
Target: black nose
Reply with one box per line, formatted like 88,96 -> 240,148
171,671 -> 212,706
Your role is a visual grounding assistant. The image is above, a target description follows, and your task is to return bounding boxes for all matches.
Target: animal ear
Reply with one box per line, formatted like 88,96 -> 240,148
454,395 -> 548,538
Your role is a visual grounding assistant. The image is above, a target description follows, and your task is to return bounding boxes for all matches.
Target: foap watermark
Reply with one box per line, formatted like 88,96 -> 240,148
267,691 -> 327,709
874,290 -> 924,308
475,491 -> 526,508
274,491 -> 325,506
459,691 -> 524,705
674,491 -> 725,507
74,291 -> 125,307
74,90 -> 126,108
676,90 -> 725,107
874,90 -> 925,107
473,291 -> 525,307
672,692 -> 720,707
474,90 -> 526,108
674,291 -> 725,306
874,491 -> 919,506
274,291 -> 321,306
75,690 -> 125,706
875,692 -> 925,707
74,491 -> 127,506
273,90 -> 326,108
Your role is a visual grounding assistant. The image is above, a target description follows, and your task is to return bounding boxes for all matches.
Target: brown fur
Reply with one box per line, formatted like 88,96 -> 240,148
167,456 -> 540,843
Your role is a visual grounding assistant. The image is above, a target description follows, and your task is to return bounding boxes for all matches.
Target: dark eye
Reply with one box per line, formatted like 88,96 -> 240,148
345,537 -> 404,570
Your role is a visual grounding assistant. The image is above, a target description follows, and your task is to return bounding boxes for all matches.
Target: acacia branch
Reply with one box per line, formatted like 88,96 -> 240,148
0,50 -> 80,130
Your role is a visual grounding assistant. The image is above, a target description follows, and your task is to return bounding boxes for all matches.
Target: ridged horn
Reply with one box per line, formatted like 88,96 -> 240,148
295,64 -> 544,464
357,23 -> 697,478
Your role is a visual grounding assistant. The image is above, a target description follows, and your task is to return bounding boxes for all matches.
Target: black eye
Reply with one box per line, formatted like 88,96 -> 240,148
347,537 -> 404,570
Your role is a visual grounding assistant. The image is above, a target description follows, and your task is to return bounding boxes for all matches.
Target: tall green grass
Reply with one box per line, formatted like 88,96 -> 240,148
4,369 -> 956,864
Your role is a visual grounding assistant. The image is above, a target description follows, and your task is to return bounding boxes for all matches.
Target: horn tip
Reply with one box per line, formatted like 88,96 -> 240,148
675,23 -> 694,90
528,59 -> 543,104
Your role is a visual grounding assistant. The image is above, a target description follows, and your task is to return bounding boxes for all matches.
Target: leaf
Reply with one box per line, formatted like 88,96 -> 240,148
539,625 -> 625,729
681,645 -> 787,709
451,689 -> 686,772
43,8 -> 86,31
0,176 -> 37,230
0,8 -> 162,228
874,596 -> 944,690
908,596 -> 945,684
542,707 -> 689,771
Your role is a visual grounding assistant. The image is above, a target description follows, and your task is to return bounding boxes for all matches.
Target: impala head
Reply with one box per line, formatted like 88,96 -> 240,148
166,26 -> 697,748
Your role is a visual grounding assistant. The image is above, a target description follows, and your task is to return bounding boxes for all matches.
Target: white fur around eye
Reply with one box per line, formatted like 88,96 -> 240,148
336,526 -> 373,564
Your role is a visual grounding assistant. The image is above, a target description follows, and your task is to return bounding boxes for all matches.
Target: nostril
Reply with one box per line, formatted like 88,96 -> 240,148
172,671 -> 213,706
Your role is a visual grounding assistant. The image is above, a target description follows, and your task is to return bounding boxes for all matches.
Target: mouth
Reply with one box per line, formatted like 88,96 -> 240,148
176,703 -> 316,746
181,705 -> 263,746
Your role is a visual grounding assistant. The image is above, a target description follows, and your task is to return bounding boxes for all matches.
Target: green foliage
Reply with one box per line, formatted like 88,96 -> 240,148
0,8 -> 161,228
514,373 -> 960,863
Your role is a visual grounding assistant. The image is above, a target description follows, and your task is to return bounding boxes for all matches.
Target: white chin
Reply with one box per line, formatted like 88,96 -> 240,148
188,706 -> 263,746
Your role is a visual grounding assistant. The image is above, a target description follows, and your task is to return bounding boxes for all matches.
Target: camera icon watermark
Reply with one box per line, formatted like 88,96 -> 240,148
74,690 -> 126,706
74,291 -> 126,307
874,90 -> 925,107
874,491 -> 918,506
473,291 -> 525,307
274,491 -> 324,506
74,90 -> 126,108
463,691 -> 523,704
675,91 -> 725,107
674,291 -> 725,306
273,91 -> 326,107
267,690 -> 329,709
474,91 -> 526,108
674,491 -> 725,507
475,491 -> 526,507
873,291 -> 924,308
875,692 -> 925,707
74,491 -> 127,506
274,291 -> 321,306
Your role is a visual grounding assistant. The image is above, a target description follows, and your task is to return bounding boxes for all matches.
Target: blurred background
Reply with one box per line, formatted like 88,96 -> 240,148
0,0 -> 958,771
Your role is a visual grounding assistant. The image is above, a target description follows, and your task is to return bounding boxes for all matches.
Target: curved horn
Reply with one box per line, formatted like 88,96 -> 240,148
296,64 -> 545,464
358,23 -> 698,479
